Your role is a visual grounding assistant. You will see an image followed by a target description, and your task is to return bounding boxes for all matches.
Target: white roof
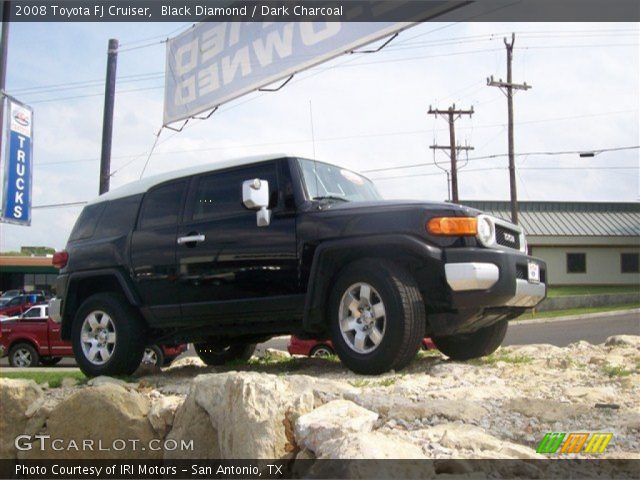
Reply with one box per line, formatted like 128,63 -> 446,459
88,153 -> 291,204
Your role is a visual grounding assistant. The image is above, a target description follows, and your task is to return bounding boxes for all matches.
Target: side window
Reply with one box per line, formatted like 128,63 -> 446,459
9,297 -> 21,306
94,195 -> 142,237
23,308 -> 41,319
191,163 -> 278,221
567,253 -> 586,274
621,253 -> 639,273
139,181 -> 187,230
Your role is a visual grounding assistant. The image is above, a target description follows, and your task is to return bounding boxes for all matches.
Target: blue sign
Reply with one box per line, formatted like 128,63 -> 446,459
2,99 -> 33,226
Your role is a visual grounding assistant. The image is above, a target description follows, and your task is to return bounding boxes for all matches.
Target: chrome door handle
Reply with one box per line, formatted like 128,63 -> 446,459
177,234 -> 205,245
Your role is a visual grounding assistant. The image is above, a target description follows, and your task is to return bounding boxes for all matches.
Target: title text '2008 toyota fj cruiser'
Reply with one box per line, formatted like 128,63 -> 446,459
49,155 -> 546,376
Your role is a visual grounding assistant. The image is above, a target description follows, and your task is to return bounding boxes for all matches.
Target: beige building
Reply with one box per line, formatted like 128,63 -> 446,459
464,201 -> 640,286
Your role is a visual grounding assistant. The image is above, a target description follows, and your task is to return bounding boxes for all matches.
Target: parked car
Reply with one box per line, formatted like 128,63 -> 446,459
0,289 -> 23,300
0,305 -> 186,368
48,154 -> 546,377
0,294 -> 45,317
288,335 -> 436,357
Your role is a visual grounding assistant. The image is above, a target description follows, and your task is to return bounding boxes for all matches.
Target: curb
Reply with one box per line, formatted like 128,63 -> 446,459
513,308 -> 640,326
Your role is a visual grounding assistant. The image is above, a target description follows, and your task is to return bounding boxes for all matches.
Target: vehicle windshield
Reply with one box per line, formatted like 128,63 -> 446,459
298,159 -> 382,203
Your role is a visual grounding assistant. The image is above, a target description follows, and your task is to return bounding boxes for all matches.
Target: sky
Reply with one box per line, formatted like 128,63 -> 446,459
0,20 -> 638,252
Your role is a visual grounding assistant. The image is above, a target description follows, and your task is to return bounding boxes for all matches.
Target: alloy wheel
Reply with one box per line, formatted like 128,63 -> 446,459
338,282 -> 386,354
80,310 -> 116,365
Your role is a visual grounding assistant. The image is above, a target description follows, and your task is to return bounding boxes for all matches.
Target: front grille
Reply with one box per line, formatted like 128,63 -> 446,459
495,224 -> 521,250
515,264 -> 527,279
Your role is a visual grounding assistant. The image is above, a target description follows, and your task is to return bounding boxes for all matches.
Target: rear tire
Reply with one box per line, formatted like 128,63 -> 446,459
9,343 -> 39,368
310,344 -> 334,358
72,293 -> 146,377
195,342 -> 256,366
141,345 -> 164,367
40,357 -> 62,366
328,259 -> 426,375
432,320 -> 508,361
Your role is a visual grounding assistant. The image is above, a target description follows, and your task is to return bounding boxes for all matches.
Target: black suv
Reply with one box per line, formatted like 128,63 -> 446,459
49,155 -> 546,376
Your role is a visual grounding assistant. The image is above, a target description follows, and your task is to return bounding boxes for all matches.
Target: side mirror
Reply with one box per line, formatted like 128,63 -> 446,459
242,179 -> 271,227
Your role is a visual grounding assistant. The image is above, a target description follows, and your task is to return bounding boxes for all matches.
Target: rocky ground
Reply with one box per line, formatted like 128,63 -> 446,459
1,335 -> 638,476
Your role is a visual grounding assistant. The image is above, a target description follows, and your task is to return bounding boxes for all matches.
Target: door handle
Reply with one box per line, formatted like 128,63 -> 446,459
177,234 -> 205,245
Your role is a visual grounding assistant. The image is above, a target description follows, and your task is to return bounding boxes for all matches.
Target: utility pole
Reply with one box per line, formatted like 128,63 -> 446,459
99,38 -> 118,195
487,33 -> 531,224
0,1 -> 11,158
428,104 -> 474,203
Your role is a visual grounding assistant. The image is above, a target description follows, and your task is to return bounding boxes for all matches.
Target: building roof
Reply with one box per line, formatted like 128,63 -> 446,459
88,153 -> 292,205
0,256 -> 54,268
462,201 -> 640,237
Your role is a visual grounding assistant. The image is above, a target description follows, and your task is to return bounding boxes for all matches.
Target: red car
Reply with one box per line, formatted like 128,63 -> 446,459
288,335 -> 436,357
0,294 -> 46,317
0,305 -> 186,368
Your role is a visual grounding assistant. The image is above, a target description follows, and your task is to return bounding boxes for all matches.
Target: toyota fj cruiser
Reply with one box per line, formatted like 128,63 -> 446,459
49,154 -> 546,376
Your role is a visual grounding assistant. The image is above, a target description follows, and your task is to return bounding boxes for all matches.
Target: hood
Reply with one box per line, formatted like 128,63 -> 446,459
314,199 -> 481,216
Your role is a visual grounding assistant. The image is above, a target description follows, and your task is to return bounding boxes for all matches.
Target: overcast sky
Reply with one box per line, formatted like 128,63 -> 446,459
1,21 -> 638,252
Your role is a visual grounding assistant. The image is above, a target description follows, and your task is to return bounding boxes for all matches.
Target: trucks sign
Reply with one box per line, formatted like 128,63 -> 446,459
1,98 -> 33,226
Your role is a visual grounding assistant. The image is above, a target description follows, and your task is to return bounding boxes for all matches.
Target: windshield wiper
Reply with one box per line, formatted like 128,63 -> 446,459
312,195 -> 349,203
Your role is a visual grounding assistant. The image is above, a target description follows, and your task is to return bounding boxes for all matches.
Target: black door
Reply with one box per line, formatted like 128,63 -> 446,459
177,161 -> 300,326
130,180 -> 187,326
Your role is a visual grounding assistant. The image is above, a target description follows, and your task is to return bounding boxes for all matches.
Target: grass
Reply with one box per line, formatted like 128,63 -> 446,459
548,285 -> 639,298
0,370 -> 86,388
469,352 -> 533,366
602,365 -> 634,378
517,302 -> 640,321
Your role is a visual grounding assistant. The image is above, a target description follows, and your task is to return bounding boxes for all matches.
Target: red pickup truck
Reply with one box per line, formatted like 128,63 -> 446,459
0,305 -> 186,368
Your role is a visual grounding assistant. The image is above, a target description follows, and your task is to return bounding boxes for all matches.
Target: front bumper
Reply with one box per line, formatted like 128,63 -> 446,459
444,248 -> 547,309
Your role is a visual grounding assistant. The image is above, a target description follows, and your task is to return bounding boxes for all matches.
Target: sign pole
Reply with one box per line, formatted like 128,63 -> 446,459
0,0 -> 11,157
99,38 -> 118,195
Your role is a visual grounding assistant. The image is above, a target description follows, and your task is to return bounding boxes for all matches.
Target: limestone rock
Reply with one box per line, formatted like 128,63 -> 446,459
60,377 -> 79,388
19,383 -> 158,459
0,379 -> 43,459
505,397 -> 589,422
422,423 -> 543,459
605,335 -> 640,348
294,400 -> 378,452
165,394 -> 218,459
148,396 -> 183,437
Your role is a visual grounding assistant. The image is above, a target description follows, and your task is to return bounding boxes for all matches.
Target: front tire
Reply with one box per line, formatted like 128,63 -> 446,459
328,259 -> 426,375
194,342 -> 256,366
72,293 -> 146,377
9,343 -> 39,368
432,319 -> 508,361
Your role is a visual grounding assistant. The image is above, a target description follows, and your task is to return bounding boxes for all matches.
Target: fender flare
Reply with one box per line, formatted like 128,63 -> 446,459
61,268 -> 142,340
302,234 -> 442,332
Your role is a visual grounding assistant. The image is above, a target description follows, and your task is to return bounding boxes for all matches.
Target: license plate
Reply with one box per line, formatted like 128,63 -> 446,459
528,262 -> 540,284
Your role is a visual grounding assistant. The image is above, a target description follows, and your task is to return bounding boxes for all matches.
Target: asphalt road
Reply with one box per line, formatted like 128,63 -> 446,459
1,311 -> 638,370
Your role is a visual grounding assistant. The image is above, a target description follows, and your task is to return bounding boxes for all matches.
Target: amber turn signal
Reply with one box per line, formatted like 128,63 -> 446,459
427,217 -> 478,236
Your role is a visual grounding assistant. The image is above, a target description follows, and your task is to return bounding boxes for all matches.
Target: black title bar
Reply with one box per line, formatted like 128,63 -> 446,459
3,0 -> 640,23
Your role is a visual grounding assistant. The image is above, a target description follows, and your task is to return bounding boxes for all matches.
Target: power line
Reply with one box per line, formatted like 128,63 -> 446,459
33,113 -> 639,168
370,165 -> 639,181
362,145 -> 640,174
32,201 -> 87,210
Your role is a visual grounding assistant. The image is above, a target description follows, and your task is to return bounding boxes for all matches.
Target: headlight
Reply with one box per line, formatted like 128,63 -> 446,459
476,215 -> 495,246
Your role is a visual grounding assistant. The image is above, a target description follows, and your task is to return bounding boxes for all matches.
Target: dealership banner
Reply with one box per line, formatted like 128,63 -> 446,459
1,98 -> 34,226
163,12 -> 454,126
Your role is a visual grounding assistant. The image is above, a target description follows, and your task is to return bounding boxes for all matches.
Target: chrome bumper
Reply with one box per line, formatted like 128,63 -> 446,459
505,280 -> 547,308
445,262 -> 546,308
49,298 -> 62,323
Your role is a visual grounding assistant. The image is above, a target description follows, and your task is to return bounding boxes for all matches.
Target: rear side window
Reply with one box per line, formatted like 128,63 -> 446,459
94,195 -> 142,238
68,203 -> 106,241
138,181 -> 187,230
